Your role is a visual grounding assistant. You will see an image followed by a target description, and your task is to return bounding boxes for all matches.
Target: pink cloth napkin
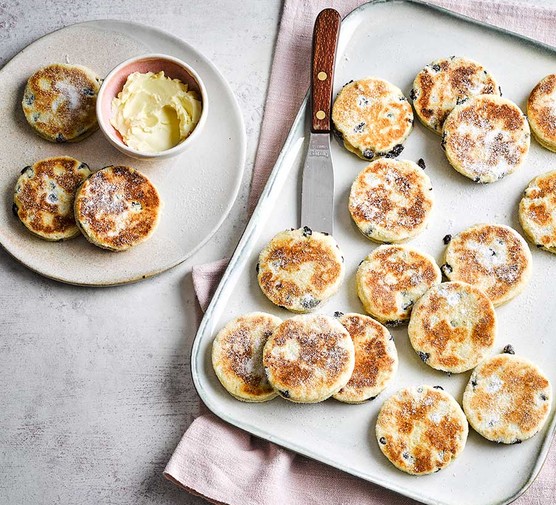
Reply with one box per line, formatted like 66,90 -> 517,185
165,1 -> 556,503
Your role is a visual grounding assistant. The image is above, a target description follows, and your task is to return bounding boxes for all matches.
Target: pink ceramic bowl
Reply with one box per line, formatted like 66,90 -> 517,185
96,53 -> 208,160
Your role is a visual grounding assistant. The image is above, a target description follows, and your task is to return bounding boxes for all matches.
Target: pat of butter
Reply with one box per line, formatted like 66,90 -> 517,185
110,71 -> 202,153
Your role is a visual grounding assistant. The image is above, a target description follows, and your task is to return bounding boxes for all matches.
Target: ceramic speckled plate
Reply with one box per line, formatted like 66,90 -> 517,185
0,20 -> 245,286
192,2 -> 556,504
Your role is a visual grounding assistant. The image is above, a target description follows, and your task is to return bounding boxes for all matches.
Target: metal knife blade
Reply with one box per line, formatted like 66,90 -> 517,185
300,8 -> 341,236
301,133 -> 334,234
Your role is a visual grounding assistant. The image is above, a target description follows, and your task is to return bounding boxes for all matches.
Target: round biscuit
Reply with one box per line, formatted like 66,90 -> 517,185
348,158 -> 434,243
442,224 -> 532,306
22,63 -> 101,143
356,245 -> 441,326
333,313 -> 398,404
257,227 -> 345,313
527,74 -> 556,152
74,165 -> 162,251
262,314 -> 355,403
376,385 -> 468,475
442,95 -> 530,183
519,170 -> 556,253
13,156 -> 91,241
212,312 -> 282,402
463,353 -> 552,444
332,77 -> 413,161
408,281 -> 497,373
411,56 -> 500,134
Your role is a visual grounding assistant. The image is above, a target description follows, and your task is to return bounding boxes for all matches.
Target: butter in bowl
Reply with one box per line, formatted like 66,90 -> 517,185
96,54 -> 208,160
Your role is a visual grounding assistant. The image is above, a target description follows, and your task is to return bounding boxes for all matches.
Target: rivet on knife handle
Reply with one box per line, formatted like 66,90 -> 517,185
311,8 -> 341,133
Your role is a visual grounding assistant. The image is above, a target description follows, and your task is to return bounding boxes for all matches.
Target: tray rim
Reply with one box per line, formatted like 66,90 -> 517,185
0,19 -> 246,287
191,1 -> 556,503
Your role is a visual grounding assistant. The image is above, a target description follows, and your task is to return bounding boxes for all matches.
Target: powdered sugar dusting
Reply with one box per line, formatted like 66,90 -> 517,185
349,159 -> 433,242
445,224 -> 532,305
436,285 -> 462,307
55,80 -> 81,110
486,375 -> 502,394
444,95 -> 530,183
332,77 -> 413,155
75,166 -> 160,250
263,315 -> 355,402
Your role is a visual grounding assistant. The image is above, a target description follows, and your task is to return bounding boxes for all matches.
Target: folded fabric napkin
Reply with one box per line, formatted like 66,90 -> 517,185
165,1 -> 556,503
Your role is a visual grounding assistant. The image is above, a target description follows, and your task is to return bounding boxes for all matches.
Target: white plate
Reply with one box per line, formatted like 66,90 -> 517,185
192,2 -> 556,504
0,20 -> 245,286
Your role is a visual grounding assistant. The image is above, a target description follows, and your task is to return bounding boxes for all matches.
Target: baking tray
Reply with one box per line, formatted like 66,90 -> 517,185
191,1 -> 556,504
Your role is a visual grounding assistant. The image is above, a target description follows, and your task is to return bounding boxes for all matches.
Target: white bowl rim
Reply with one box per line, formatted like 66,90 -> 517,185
96,52 -> 209,159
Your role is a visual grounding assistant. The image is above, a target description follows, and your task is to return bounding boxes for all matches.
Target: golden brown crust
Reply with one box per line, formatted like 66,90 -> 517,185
74,165 -> 161,251
442,95 -> 530,183
376,386 -> 468,475
412,57 -> 499,134
357,245 -> 441,325
443,224 -> 532,306
22,64 -> 100,142
463,354 -> 552,443
333,313 -> 397,403
14,156 -> 91,240
212,312 -> 281,402
262,314 -> 354,403
527,74 -> 556,150
408,282 -> 497,373
257,228 -> 344,312
332,78 -> 413,160
519,170 -> 556,252
348,159 -> 434,243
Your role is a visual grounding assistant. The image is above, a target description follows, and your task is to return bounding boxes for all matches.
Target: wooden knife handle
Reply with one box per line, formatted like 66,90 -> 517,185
311,8 -> 341,133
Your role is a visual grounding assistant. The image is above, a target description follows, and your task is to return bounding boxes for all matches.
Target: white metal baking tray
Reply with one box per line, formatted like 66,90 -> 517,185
191,2 -> 556,503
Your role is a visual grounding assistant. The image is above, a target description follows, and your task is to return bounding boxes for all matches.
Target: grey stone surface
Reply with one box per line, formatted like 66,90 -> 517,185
0,1 -> 281,503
